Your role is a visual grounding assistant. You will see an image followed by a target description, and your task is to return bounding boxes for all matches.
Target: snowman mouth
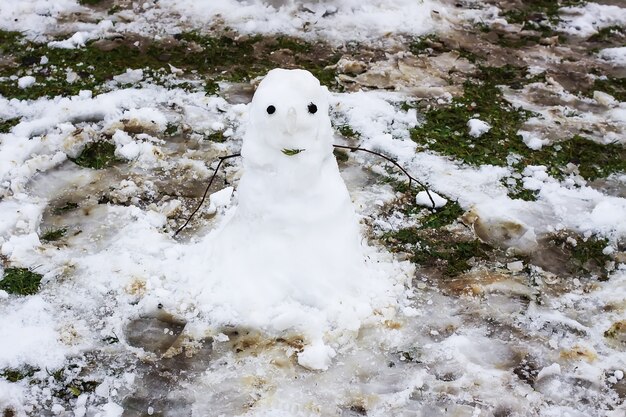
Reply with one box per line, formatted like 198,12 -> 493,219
281,148 -> 306,156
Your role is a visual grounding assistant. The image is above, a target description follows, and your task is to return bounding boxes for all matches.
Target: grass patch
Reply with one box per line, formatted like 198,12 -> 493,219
0,268 -> 43,295
382,177 -> 463,223
587,25 -> 625,43
108,5 -> 122,15
0,117 -> 20,133
40,228 -> 67,242
42,365 -> 99,400
502,0 -> 585,26
550,136 -> 626,180
0,30 -> 23,55
205,131 -> 226,143
409,34 -> 443,54
336,124 -> 360,139
548,233 -> 612,280
333,148 -> 349,163
591,76 -> 626,102
52,201 -> 79,214
0,30 -> 341,100
70,141 -> 118,169
419,202 -> 464,229
1,367 -> 38,383
384,229 -> 491,277
164,123 -> 179,136
410,65 -> 625,180
502,177 -> 538,201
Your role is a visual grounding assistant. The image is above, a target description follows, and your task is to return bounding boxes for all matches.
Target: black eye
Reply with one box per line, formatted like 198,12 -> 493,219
267,105 -> 276,115
307,103 -> 317,114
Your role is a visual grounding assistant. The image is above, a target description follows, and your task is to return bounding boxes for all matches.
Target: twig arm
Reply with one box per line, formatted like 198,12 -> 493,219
173,153 -> 241,237
174,145 -> 437,237
332,144 -> 436,209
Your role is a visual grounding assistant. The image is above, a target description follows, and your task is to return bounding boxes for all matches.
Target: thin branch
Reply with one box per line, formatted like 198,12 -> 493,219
173,153 -> 241,237
173,144 -> 438,236
332,144 -> 436,209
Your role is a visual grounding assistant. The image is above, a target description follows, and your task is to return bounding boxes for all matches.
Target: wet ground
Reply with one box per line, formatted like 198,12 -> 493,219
0,1 -> 625,417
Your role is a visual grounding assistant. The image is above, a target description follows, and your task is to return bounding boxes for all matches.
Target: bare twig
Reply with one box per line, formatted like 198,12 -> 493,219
173,153 -> 240,237
173,145 -> 437,236
332,144 -> 436,209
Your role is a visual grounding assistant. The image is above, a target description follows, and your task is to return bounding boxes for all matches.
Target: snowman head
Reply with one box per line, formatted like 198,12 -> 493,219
247,68 -> 332,155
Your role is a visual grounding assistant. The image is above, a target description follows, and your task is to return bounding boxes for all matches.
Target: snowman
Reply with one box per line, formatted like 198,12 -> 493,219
192,69 -> 403,369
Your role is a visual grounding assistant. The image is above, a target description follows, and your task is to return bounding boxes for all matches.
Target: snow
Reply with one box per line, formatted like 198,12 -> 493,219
179,69 -> 410,361
537,363 -> 562,381
415,190 -> 447,208
0,0 -> 448,44
112,69 -> 144,85
520,130 -> 550,150
0,0 -> 80,36
0,1 -> 625,416
0,297 -> 70,370
598,47 -> 626,67
297,340 -> 337,371
558,3 -> 626,37
17,76 -> 36,89
467,118 -> 491,138
153,0 -> 449,43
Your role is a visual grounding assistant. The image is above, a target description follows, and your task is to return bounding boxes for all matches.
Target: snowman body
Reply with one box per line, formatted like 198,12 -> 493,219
203,69 -> 367,310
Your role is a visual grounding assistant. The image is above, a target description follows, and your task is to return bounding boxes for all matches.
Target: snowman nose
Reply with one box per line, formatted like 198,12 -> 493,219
286,106 -> 297,134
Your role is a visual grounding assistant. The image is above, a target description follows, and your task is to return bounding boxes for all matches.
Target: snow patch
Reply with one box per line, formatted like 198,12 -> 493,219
17,76 -> 36,89
415,190 -> 447,208
598,47 -> 626,67
558,3 -> 626,37
467,118 -> 491,138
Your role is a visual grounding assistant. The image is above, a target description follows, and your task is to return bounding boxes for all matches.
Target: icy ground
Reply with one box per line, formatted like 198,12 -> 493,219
0,1 -> 625,416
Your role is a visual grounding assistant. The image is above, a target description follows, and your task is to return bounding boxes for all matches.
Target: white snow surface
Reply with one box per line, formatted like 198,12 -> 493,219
598,46 -> 626,67
558,2 -> 626,37
0,0 -> 450,44
17,76 -> 36,89
467,118 -> 491,138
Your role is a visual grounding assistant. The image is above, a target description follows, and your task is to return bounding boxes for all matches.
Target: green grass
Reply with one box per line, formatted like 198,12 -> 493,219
502,177 -> 538,201
0,117 -> 20,133
548,234 -> 612,280
164,123 -> 179,136
591,76 -> 626,102
281,148 -> 305,156
587,25 -> 625,43
337,124 -> 360,139
409,34 -> 442,54
503,0 -> 585,26
0,268 -> 43,295
418,202 -> 464,229
0,30 -> 341,101
52,201 -> 79,214
40,228 -> 67,242
0,30 -> 23,54
384,229 -> 491,277
333,149 -> 349,163
410,65 -> 626,181
1,367 -> 38,382
205,131 -> 226,143
70,141 -> 119,169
